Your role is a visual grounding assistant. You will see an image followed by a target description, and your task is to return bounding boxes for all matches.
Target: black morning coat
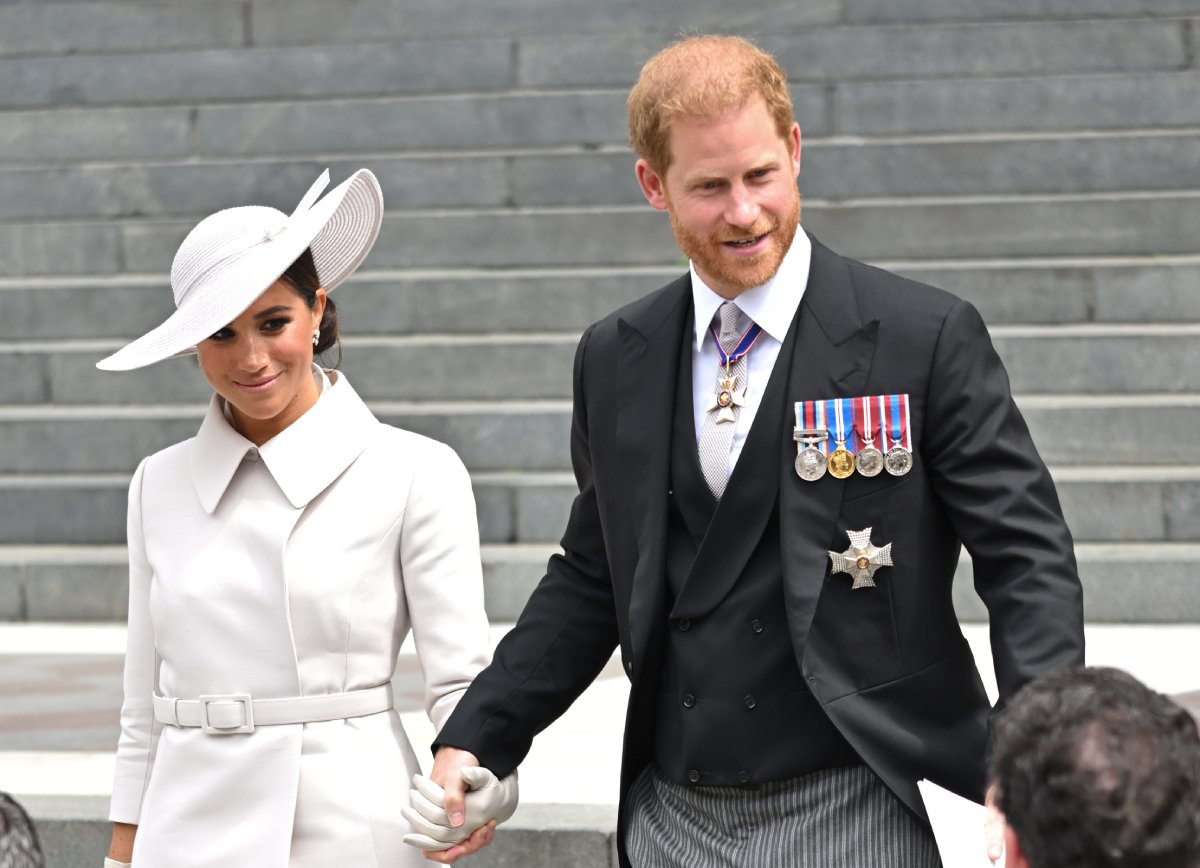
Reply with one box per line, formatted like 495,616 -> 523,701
435,232 -> 1085,866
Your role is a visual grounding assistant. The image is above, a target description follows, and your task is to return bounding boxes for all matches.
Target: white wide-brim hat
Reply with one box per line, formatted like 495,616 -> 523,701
96,168 -> 383,371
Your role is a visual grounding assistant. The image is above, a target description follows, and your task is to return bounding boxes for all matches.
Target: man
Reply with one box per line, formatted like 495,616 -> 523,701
990,667 -> 1200,868
425,34 -> 1084,866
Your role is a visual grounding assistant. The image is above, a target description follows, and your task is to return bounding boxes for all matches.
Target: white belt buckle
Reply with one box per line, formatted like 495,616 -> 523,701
198,694 -> 255,734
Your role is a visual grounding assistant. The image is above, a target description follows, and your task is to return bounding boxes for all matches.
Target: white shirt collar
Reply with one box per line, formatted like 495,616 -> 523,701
691,229 -> 812,351
189,366 -> 379,514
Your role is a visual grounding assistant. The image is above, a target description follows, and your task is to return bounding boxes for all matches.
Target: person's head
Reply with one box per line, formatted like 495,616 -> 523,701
991,666 -> 1200,868
0,793 -> 44,868
96,169 -> 383,443
628,35 -> 801,300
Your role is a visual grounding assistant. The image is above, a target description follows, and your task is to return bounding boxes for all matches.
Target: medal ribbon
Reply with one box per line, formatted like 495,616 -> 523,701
825,398 -> 847,449
815,400 -> 828,455
886,393 -> 911,449
856,395 -> 875,447
709,319 -> 765,367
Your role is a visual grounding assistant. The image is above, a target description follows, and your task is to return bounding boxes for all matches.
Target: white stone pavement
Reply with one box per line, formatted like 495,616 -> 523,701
1,622 -> 1197,806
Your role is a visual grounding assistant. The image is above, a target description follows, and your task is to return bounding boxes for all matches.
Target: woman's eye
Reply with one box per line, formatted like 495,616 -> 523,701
208,328 -> 233,341
262,318 -> 289,333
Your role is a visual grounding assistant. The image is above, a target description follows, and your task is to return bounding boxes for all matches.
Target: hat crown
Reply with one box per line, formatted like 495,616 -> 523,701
170,205 -> 288,309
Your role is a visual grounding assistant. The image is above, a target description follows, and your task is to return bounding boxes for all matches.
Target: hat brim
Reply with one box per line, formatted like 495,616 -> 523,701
96,169 -> 383,372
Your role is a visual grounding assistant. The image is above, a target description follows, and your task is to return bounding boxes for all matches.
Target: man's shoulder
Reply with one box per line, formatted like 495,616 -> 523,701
821,240 -> 963,323
584,272 -> 691,343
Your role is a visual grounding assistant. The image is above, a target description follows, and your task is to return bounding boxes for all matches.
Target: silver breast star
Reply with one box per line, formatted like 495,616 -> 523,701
706,374 -> 746,423
828,527 -> 893,590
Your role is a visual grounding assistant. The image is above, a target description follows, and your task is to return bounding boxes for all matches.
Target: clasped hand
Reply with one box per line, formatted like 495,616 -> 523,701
402,758 -> 518,863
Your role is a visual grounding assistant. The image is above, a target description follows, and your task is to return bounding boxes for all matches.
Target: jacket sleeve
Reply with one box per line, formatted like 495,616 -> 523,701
400,440 -> 492,735
922,300 -> 1084,715
432,323 -> 621,776
109,457 -> 162,824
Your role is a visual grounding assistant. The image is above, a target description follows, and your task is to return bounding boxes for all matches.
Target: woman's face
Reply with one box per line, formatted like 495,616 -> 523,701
196,280 -> 326,445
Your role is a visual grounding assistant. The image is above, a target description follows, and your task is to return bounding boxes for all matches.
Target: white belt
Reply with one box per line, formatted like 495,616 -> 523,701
152,683 -> 394,735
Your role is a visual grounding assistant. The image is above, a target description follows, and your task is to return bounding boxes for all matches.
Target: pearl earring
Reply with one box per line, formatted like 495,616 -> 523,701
312,328 -> 320,348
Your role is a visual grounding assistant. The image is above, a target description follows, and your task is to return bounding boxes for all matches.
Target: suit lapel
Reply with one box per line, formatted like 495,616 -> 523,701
615,276 -> 692,663
779,235 -> 880,655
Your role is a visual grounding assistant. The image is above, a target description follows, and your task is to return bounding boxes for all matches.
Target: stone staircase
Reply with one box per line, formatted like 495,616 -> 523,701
3,1 -> 1200,864
3,1 -> 1200,629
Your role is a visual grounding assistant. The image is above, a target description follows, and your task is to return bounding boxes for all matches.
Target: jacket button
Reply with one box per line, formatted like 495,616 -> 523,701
737,770 -> 751,784
678,619 -> 691,632
751,619 -> 763,633
744,694 -> 756,710
687,769 -> 701,784
625,660 -> 633,674
683,693 -> 695,708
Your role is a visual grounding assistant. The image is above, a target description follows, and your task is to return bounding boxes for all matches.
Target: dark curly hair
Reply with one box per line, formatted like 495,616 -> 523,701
991,666 -> 1200,868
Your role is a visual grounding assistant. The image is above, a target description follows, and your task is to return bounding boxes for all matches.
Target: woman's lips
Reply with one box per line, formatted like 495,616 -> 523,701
234,372 -> 281,394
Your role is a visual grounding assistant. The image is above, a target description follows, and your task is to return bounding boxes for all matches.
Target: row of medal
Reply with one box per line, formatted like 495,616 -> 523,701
793,394 -> 914,482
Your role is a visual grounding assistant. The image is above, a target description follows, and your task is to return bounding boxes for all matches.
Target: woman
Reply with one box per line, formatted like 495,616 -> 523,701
98,170 -> 510,867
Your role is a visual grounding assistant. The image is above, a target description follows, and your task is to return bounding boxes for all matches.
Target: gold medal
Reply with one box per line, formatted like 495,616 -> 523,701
828,442 -> 855,479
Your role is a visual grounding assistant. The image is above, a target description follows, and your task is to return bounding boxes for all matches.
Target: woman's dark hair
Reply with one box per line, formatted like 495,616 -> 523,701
279,247 -> 341,366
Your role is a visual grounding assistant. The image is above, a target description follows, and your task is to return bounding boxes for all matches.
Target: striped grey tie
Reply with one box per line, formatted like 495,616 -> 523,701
698,302 -> 752,499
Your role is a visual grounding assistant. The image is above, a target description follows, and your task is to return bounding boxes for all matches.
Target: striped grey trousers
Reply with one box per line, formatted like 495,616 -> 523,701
626,764 -> 942,868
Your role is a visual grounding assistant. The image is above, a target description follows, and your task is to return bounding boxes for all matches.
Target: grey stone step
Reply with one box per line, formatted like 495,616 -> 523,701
835,71 -> 1200,136
4,131 -> 1199,221
0,543 -> 558,623
248,0 -> 839,44
522,19 -> 1192,88
844,0 -> 1198,25
0,2 -> 244,59
6,192 -> 1198,277
4,324 -> 1200,406
2,256 -> 1198,341
0,39 -> 514,109
4,538 -> 1199,625
20,795 -> 616,868
4,466 -> 1200,545
1,17 -> 1188,111
6,70 -> 1200,168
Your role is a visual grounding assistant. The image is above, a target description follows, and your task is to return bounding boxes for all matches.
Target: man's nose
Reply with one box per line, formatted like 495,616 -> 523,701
725,188 -> 760,228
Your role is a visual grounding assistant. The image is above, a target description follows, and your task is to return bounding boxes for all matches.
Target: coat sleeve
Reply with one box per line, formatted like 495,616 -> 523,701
432,323 -> 622,777
109,457 -> 162,824
400,439 -> 492,735
922,299 -> 1084,718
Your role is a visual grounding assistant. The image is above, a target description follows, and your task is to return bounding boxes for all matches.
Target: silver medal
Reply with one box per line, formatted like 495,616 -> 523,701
884,444 -> 913,476
856,444 -> 884,477
793,427 -> 828,482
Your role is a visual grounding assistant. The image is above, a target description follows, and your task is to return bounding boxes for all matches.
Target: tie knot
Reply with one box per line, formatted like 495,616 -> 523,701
717,302 -> 750,353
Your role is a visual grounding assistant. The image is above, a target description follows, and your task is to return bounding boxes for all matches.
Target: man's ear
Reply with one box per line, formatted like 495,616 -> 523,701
635,159 -> 669,211
789,122 -> 802,178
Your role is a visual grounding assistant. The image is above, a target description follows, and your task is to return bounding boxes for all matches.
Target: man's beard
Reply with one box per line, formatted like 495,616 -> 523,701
668,193 -> 801,296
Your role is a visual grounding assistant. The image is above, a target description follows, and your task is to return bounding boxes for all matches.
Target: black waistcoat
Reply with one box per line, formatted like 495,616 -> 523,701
652,310 -> 859,787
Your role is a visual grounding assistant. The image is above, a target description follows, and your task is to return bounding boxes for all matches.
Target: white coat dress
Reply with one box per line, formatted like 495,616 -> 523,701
109,368 -> 491,867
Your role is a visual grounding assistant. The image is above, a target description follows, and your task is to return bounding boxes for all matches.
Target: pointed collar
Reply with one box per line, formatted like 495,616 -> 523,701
690,229 -> 812,351
189,367 -> 379,514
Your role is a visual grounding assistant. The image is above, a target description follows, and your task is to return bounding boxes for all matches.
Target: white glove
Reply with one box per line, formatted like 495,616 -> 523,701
402,766 -> 518,851
104,860 -> 132,868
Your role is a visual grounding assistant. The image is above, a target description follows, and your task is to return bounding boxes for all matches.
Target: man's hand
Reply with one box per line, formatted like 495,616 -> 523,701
984,784 -> 1005,864
401,748 -> 517,863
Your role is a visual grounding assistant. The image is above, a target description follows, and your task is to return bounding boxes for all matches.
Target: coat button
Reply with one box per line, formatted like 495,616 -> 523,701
744,694 -> 756,710
737,770 -> 751,784
751,619 -> 763,633
687,769 -> 701,784
625,660 -> 633,674
683,693 -> 695,708
678,619 -> 691,632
